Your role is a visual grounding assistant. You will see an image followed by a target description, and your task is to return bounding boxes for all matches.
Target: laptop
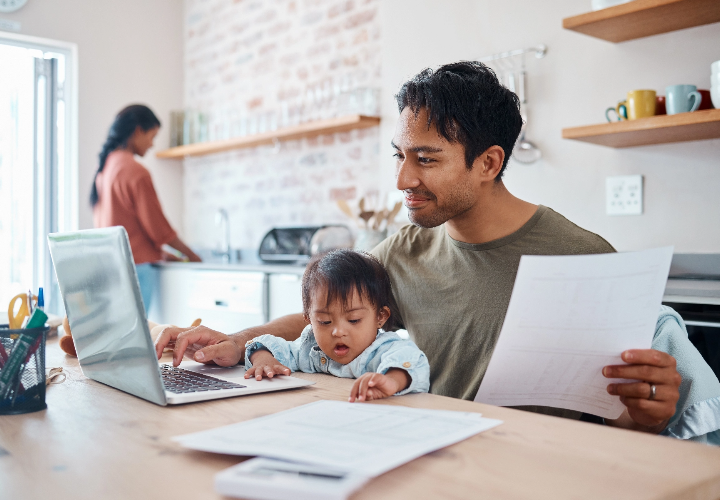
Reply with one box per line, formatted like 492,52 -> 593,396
47,226 -> 313,405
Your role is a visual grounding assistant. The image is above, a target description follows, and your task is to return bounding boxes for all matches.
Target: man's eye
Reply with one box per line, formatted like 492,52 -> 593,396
393,152 -> 404,160
418,157 -> 435,164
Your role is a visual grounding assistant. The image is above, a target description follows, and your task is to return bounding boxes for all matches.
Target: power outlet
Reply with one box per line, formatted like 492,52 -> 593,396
606,175 -> 643,216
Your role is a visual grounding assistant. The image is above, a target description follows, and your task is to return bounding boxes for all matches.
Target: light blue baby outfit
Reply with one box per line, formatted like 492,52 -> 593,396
655,306 -> 720,445
245,325 -> 430,395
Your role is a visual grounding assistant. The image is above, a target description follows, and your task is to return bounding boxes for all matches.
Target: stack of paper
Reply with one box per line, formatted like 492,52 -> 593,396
175,400 -> 501,476
475,247 -> 673,419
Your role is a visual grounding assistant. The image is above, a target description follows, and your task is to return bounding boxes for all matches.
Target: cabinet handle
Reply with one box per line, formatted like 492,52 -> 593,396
215,300 -> 229,307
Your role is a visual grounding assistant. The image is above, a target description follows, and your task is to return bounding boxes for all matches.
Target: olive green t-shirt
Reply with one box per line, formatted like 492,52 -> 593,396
371,205 -> 615,405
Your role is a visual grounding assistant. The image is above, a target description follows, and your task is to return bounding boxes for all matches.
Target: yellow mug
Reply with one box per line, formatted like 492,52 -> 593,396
626,90 -> 657,119
611,90 -> 657,121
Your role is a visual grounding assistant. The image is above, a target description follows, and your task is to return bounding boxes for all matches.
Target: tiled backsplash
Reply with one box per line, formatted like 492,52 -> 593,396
184,0 -> 382,250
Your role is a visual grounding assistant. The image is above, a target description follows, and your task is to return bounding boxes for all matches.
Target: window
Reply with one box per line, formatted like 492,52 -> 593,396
0,34 -> 77,315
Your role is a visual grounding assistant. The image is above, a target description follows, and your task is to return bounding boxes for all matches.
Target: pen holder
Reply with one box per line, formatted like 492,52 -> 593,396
0,325 -> 48,415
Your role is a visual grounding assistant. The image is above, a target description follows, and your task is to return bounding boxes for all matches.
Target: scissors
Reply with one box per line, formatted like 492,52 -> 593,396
7,292 -> 37,329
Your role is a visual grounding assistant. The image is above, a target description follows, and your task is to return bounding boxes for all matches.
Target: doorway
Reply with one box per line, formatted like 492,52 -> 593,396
0,34 -> 77,315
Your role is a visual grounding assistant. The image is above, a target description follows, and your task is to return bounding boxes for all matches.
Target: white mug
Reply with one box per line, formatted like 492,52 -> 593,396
711,60 -> 720,109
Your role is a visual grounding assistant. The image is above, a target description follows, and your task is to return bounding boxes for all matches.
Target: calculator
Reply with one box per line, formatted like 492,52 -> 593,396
215,457 -> 369,500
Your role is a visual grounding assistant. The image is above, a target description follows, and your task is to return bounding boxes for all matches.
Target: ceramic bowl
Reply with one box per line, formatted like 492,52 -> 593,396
591,0 -> 632,10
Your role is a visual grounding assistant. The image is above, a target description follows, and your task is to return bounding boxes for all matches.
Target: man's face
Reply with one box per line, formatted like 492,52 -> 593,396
392,107 -> 478,228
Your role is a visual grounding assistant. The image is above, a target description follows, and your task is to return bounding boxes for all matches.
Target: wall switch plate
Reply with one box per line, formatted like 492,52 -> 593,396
606,175 -> 643,216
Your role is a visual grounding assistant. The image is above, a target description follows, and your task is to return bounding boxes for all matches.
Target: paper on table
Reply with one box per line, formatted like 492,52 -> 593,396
475,247 -> 673,419
174,400 -> 502,477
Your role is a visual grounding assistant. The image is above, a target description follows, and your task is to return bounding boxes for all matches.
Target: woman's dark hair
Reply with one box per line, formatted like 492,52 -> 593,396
395,61 -> 523,180
90,104 -> 161,206
301,249 -> 400,331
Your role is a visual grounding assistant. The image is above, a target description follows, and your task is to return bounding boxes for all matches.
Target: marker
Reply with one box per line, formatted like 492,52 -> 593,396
0,309 -> 48,399
37,288 -> 44,311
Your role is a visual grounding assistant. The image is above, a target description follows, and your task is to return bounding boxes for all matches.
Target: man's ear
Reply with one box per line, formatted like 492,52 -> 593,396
377,306 -> 391,329
472,145 -> 505,181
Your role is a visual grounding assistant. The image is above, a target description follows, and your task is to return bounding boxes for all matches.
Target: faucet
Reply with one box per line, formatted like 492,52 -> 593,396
213,208 -> 231,263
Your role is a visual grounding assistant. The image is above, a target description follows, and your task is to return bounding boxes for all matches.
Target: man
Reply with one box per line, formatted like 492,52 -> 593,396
156,62 -> 720,440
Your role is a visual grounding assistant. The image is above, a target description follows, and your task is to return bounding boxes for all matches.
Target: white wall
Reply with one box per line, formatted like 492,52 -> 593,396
181,0 -> 383,250
381,0 -> 720,252
3,0 -> 185,233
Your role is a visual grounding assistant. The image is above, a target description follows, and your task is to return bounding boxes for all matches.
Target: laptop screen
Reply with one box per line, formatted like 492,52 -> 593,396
48,227 -> 167,405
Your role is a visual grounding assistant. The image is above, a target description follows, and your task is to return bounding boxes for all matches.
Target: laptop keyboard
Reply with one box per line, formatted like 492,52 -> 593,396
160,364 -> 246,394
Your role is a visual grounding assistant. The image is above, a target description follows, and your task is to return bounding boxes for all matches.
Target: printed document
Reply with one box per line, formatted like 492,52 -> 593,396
174,400 -> 502,477
475,247 -> 673,419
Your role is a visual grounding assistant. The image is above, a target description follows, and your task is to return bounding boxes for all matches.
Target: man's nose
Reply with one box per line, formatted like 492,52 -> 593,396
396,160 -> 420,191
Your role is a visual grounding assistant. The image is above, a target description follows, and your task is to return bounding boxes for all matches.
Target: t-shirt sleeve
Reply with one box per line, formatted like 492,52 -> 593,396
131,174 -> 177,248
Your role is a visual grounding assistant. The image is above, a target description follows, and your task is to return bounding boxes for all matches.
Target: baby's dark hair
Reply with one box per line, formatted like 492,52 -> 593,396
301,249 -> 399,331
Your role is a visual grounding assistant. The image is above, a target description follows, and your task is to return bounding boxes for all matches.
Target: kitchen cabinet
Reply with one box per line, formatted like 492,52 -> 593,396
269,273 -> 304,321
150,267 -> 267,333
149,265 -> 306,332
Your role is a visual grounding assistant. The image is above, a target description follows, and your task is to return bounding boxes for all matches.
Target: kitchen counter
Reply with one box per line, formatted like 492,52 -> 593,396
153,260 -> 306,275
664,278 -> 720,305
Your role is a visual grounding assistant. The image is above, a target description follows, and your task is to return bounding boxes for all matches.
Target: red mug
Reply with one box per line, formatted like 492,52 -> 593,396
655,96 -> 666,115
698,89 -> 713,110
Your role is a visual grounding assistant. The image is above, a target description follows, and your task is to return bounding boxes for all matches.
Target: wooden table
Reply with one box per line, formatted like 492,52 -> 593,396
2,339 -> 720,500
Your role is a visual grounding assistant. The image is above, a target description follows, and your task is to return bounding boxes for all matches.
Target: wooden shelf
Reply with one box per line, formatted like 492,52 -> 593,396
156,114 -> 381,159
562,109 -> 720,147
563,0 -> 720,42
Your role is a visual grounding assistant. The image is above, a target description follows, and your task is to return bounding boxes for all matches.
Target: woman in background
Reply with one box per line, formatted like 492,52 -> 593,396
91,104 -> 201,312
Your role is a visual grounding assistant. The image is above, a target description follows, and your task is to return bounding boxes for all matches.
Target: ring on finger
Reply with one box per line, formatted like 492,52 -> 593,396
648,383 -> 656,400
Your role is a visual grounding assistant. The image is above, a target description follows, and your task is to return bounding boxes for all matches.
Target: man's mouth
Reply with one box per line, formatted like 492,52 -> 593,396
404,190 -> 434,209
333,343 -> 350,356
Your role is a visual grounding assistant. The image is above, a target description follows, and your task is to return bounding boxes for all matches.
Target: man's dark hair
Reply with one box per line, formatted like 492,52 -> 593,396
395,61 -> 522,179
302,249 -> 399,331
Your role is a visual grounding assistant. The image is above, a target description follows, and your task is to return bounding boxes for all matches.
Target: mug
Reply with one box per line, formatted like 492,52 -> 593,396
606,90 -> 656,121
666,85 -> 702,114
605,102 -> 627,122
697,89 -> 713,110
655,95 -> 666,115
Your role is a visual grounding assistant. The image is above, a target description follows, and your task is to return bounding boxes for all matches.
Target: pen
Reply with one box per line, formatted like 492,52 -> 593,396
37,288 -> 44,311
27,290 -> 35,315
0,309 -> 48,399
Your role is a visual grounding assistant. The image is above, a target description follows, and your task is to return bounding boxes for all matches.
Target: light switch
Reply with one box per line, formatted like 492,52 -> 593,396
606,175 -> 643,216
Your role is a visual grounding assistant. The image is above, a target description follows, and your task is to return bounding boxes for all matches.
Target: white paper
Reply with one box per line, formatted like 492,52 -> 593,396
174,400 -> 502,477
475,247 -> 673,419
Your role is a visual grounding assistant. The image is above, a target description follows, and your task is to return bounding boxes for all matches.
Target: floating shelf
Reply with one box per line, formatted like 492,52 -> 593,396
156,114 -> 381,159
563,0 -> 720,43
562,109 -> 720,148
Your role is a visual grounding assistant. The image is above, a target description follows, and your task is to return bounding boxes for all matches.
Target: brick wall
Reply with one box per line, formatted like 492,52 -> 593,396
183,0 -> 382,251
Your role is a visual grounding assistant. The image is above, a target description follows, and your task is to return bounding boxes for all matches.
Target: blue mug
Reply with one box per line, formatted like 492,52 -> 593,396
666,85 -> 702,115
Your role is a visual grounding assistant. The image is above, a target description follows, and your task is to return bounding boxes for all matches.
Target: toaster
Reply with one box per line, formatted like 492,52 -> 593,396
258,226 -> 353,263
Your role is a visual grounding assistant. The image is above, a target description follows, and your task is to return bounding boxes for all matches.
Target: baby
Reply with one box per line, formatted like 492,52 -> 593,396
244,249 -> 430,402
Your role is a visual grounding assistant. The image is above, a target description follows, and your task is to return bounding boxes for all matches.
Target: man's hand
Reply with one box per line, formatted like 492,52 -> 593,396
244,350 -> 291,380
603,349 -> 681,432
348,369 -> 410,402
154,325 -> 243,367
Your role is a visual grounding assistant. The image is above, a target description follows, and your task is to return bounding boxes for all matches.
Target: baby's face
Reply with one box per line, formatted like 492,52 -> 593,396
307,287 -> 390,365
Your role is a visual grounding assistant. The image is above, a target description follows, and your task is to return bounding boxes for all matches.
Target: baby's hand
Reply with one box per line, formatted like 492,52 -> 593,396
348,369 -> 410,402
244,350 -> 291,380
